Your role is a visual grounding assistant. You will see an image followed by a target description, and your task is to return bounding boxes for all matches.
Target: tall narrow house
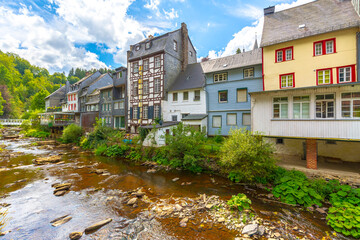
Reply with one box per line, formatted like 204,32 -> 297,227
127,23 -> 197,133
251,0 -> 360,169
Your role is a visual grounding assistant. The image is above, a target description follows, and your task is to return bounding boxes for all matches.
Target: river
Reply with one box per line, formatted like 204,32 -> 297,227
0,137 -> 350,240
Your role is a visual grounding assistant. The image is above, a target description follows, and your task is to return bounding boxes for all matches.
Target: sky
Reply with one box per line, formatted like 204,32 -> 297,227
0,0 -> 314,74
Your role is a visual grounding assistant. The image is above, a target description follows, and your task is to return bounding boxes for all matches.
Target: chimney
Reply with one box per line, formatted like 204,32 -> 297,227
264,6 -> 275,15
181,22 -> 189,72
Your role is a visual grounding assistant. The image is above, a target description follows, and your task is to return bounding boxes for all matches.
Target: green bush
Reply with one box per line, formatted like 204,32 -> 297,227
272,170 -> 323,207
152,147 -> 170,165
330,185 -> 360,206
25,129 -> 50,138
84,118 -> 115,149
105,144 -> 130,157
311,179 -> 341,200
94,144 -> 107,156
138,127 -> 149,142
20,119 -> 32,131
227,193 -> 252,211
62,124 -> 83,143
164,123 -> 205,173
327,202 -> 360,238
219,129 -> 276,182
126,149 -> 142,161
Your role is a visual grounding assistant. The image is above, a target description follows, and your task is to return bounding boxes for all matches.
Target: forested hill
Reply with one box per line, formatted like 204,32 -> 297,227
0,51 -> 113,118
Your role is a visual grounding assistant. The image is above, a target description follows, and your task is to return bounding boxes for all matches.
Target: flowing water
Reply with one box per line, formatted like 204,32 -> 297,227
0,137 -> 351,240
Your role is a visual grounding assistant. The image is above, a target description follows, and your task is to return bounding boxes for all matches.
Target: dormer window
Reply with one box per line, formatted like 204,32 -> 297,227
189,51 -> 193,57
145,41 -> 151,49
173,40 -> 177,52
135,44 -> 141,51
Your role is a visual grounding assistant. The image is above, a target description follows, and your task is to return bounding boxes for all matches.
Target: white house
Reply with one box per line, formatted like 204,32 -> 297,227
163,63 -> 207,131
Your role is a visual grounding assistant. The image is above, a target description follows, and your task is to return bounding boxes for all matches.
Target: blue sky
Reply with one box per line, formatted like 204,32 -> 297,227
0,0 -> 313,74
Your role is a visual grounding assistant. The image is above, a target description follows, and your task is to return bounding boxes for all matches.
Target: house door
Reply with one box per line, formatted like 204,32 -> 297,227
120,116 -> 125,128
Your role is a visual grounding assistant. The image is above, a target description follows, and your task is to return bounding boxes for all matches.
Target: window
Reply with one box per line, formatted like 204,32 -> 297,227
314,38 -> 336,56
155,56 -> 161,68
145,41 -> 151,49
341,92 -> 360,118
227,113 -> 237,126
237,89 -> 247,102
173,40 -> 177,51
143,59 -> 149,71
276,47 -> 293,62
119,101 -> 124,109
317,69 -> 332,85
133,82 -> 138,96
114,102 -> 119,109
242,113 -> 251,126
133,107 -> 138,119
173,92 -> 178,102
172,115 -> 177,121
293,96 -> 310,119
337,65 -> 355,83
74,94 -> 76,101
182,113 -> 189,119
194,90 -> 201,101
135,44 -> 141,51
189,51 -> 193,56
108,103 -> 111,111
133,62 -> 139,73
316,94 -> 335,118
143,81 -> 149,95
212,116 -> 222,128
280,73 -> 294,88
183,91 -> 189,101
154,78 -> 161,93
154,105 -> 160,119
276,138 -> 284,144
121,86 -> 125,98
143,106 -> 148,119
214,73 -> 228,83
244,68 -> 254,78
273,97 -> 288,119
218,91 -> 228,103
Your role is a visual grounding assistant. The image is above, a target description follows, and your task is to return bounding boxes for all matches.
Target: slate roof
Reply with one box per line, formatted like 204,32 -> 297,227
45,85 -> 65,99
182,114 -> 207,121
169,63 -> 205,92
201,48 -> 262,73
98,84 -> 113,90
128,29 -> 180,61
261,0 -> 360,47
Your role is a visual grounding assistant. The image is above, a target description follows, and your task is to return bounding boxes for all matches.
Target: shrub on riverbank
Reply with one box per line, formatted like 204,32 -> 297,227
25,129 -> 50,138
164,123 -> 206,173
227,193 -> 252,211
62,124 -> 83,144
219,128 -> 276,182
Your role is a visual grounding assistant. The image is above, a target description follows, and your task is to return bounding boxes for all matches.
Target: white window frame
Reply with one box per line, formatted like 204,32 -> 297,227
293,96 -> 310,119
339,67 -> 352,83
143,105 -> 148,119
273,97 -> 288,119
341,92 -> 360,118
280,74 -> 294,88
133,106 -> 138,119
315,94 -> 335,119
173,40 -> 177,51
315,42 -> 322,56
154,105 -> 160,119
285,48 -> 292,61
317,69 -> 331,85
326,40 -> 334,54
154,78 -> 161,93
143,59 -> 149,71
155,56 -> 161,68
133,62 -> 139,73
277,51 -> 283,62
143,81 -> 149,95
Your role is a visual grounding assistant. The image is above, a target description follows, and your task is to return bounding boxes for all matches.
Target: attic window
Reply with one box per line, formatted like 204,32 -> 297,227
135,44 -> 141,51
223,64 -> 228,67
145,41 -> 151,49
173,40 -> 177,52
189,51 -> 193,56
298,24 -> 306,29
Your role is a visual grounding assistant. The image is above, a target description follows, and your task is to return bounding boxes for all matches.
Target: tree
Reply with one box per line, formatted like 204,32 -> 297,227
236,48 -> 241,54
29,89 -> 50,110
0,92 -> 5,116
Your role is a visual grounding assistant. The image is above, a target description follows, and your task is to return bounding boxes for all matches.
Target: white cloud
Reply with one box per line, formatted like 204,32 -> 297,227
163,8 -> 178,19
206,0 -> 315,59
0,0 -> 168,73
144,0 -> 161,10
227,4 -> 263,20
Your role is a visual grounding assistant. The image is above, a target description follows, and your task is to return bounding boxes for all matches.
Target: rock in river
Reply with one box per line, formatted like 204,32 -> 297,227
242,224 -> 258,236
33,155 -> 62,165
69,232 -> 83,240
51,215 -> 72,227
84,218 -> 112,234
127,197 -> 138,205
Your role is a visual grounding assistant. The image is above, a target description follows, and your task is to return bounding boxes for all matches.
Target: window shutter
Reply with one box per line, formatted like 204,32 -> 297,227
130,107 -> 133,120
148,106 -> 154,119
137,107 -> 140,119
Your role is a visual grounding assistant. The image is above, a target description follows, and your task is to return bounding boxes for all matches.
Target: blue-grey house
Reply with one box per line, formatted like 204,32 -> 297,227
202,48 -> 262,136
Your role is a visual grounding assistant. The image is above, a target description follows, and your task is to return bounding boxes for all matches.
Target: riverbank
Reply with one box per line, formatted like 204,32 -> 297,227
0,137 -> 348,240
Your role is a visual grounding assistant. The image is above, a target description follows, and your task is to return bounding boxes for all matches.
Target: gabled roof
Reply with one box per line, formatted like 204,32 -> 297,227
98,84 -> 113,90
45,85 -> 65,99
201,48 -> 262,73
261,0 -> 360,47
182,114 -> 207,121
128,29 -> 181,61
169,63 -> 205,92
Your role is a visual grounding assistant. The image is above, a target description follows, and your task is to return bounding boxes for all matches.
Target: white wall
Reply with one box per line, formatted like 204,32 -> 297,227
163,88 -> 206,122
251,85 -> 360,140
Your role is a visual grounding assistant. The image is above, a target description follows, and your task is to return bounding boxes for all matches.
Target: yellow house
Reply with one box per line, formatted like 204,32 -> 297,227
251,0 -> 360,169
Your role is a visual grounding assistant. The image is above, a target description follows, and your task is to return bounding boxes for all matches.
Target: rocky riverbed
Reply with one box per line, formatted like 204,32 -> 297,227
0,136 -> 351,240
